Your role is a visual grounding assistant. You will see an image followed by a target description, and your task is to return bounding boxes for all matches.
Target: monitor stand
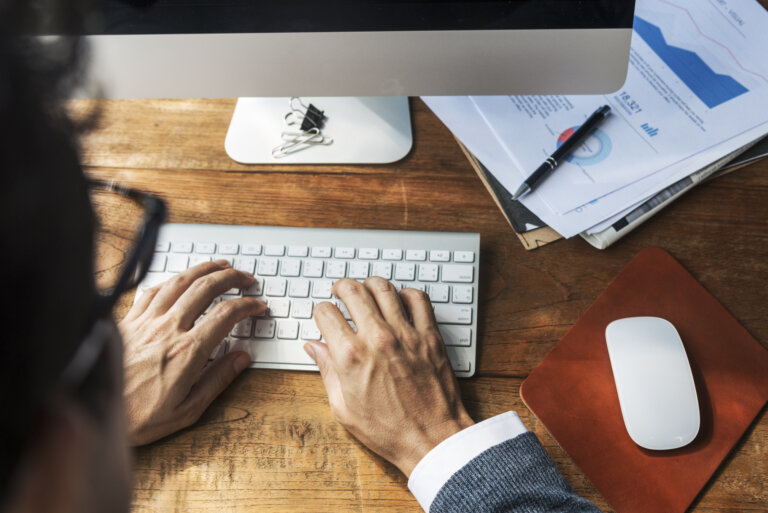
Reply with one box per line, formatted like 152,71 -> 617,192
224,97 -> 413,164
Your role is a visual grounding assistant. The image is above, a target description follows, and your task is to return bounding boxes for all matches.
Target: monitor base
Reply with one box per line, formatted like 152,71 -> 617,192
225,97 -> 413,164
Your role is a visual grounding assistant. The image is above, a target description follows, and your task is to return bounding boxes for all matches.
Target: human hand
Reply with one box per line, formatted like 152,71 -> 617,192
304,277 -> 474,477
118,260 -> 266,446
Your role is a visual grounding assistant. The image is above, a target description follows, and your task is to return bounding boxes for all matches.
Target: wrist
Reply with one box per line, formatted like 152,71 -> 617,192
399,415 -> 475,477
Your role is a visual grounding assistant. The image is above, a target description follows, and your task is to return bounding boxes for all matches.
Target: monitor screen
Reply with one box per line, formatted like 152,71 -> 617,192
94,1 -> 633,33
57,0 -> 636,97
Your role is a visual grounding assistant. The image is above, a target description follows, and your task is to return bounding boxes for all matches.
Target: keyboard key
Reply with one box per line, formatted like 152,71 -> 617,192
267,298 -> 290,318
243,277 -> 264,296
166,254 -> 189,273
171,241 -> 193,253
428,284 -> 450,303
312,280 -> 333,299
223,287 -> 240,297
219,243 -> 239,255
418,263 -> 439,282
454,251 -> 475,263
303,259 -> 324,278
231,318 -> 253,338
335,247 -> 355,259
204,296 -> 221,314
311,246 -> 332,258
335,300 -> 352,320
234,257 -> 256,274
196,242 -> 216,254
189,255 -> 212,267
288,245 -> 309,257
243,243 -> 262,255
348,261 -> 370,279
209,340 -> 229,360
277,320 -> 299,340
288,279 -> 310,298
148,254 -> 167,272
291,299 -> 313,319
265,278 -> 287,297
138,272 -> 171,292
300,321 -> 322,340
429,250 -> 450,262
280,259 -> 302,277
155,241 -> 170,252
395,263 -> 416,281
382,249 -> 402,260
326,261 -> 347,279
264,245 -> 285,256
448,356 -> 471,373
439,325 -> 472,347
257,257 -> 279,276
359,248 -> 379,259
371,262 -> 392,279
452,285 -> 474,304
441,264 -> 474,283
434,305 -> 473,325
217,256 -> 234,266
405,249 -> 427,261
254,319 -> 276,338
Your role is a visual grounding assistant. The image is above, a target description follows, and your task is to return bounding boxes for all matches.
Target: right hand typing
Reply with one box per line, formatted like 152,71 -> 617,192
304,277 -> 474,477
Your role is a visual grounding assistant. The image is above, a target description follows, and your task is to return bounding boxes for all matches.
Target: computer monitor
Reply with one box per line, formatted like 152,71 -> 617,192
73,0 -> 636,163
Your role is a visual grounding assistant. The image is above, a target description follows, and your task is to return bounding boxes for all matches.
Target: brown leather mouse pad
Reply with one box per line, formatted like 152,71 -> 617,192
520,247 -> 768,513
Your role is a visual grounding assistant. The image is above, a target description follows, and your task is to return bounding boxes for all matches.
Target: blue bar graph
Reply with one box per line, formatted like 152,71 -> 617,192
634,16 -> 748,108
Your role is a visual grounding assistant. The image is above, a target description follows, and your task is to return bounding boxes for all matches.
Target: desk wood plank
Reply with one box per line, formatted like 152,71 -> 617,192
77,97 -> 768,513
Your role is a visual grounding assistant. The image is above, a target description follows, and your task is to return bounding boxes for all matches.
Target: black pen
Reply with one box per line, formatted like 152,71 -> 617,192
511,104 -> 611,201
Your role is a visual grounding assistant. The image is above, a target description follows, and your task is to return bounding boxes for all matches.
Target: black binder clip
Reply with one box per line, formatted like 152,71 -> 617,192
272,97 -> 333,158
285,97 -> 327,131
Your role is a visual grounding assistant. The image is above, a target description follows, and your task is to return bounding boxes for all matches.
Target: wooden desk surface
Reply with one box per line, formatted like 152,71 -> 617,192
71,97 -> 767,512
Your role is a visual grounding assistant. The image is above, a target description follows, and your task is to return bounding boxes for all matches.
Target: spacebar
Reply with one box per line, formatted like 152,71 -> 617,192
434,305 -> 473,325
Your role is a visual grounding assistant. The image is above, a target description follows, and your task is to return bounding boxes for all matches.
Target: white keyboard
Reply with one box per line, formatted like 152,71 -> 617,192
136,224 -> 480,377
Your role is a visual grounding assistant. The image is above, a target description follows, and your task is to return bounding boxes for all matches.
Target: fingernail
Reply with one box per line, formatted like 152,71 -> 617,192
233,353 -> 250,373
215,259 -> 230,267
303,343 -> 316,361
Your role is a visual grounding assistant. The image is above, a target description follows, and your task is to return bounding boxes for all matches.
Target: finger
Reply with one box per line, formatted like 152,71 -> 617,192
179,351 -> 251,427
313,301 -> 357,348
331,278 -> 385,333
147,260 -> 232,316
190,297 -> 266,369
399,288 -> 439,334
363,277 -> 411,335
170,268 -> 258,329
124,286 -> 160,321
304,341 -> 346,414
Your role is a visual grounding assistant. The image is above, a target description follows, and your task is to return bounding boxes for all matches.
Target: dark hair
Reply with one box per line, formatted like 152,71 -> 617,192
0,0 -> 113,505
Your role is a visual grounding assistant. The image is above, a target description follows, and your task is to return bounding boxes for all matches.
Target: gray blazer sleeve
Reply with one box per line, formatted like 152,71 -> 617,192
430,431 -> 601,513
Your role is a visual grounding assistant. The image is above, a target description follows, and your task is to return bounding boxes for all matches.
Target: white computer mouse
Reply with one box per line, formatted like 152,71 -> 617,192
605,317 -> 700,450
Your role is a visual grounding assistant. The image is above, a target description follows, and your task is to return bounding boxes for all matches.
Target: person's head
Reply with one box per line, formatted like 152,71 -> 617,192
0,1 -> 132,511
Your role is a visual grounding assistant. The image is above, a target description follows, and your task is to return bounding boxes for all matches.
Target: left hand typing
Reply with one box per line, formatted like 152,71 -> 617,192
119,260 -> 266,445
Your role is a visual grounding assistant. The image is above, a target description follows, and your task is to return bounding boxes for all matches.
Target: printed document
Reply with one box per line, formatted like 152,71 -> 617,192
423,0 -> 768,239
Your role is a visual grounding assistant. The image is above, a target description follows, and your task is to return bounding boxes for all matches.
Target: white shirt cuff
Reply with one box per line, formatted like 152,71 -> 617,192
407,411 -> 528,512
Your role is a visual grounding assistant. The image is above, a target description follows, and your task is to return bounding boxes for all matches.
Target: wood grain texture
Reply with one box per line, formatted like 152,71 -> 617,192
75,97 -> 768,512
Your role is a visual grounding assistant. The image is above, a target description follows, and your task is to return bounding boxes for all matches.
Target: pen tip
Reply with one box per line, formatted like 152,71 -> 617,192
511,183 -> 529,201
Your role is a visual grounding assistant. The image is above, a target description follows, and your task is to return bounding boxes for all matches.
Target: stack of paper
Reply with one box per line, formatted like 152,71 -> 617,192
424,0 -> 768,247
